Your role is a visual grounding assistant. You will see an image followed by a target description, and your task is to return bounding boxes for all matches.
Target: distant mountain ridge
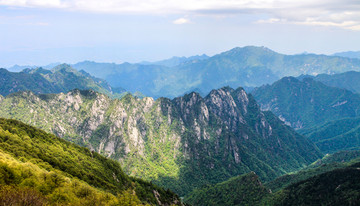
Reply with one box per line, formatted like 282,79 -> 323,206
72,46 -> 360,98
333,51 -> 360,59
0,65 -> 126,97
7,46 -> 360,98
298,71 -> 360,94
139,54 -> 209,67
6,62 -> 60,72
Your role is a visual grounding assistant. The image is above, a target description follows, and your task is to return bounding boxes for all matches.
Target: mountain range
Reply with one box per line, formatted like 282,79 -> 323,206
72,46 -> 360,98
2,117 -> 359,205
0,87 -> 321,196
2,45 -> 360,205
5,46 -> 360,99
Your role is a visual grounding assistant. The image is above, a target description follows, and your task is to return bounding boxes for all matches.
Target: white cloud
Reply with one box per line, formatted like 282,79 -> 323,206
173,17 -> 190,24
0,0 -> 359,30
256,18 -> 283,24
0,0 -> 66,8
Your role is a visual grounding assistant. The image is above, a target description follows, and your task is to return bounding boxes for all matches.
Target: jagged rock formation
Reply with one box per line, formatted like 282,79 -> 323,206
0,87 -> 321,196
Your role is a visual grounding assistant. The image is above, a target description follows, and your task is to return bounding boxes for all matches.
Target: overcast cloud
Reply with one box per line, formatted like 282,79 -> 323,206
0,0 -> 359,30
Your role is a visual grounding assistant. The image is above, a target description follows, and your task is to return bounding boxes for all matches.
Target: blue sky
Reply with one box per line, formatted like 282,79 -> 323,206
1,0 -> 360,67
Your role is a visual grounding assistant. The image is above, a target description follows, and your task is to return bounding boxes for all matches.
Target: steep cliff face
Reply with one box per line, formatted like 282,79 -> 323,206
0,87 -> 321,196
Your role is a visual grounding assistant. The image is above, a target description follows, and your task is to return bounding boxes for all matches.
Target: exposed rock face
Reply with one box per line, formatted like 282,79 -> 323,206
0,87 -> 321,196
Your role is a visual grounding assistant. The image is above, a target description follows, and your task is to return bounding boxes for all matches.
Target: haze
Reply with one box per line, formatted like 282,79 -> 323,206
1,0 -> 359,67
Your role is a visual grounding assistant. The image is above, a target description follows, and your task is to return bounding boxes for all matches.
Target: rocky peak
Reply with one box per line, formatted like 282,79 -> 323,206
142,96 -> 155,113
205,87 -> 246,130
232,88 -> 250,115
172,92 -> 208,125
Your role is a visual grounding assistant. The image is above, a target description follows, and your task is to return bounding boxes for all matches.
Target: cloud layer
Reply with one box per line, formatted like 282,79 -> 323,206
1,0 -> 359,30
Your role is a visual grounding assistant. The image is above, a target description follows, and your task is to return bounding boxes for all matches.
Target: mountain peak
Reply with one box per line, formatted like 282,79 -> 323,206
207,86 -> 234,96
281,76 -> 300,82
0,68 -> 10,73
226,46 -> 277,55
52,63 -> 77,73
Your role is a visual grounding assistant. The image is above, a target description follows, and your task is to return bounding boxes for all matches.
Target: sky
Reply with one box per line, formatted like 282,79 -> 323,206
1,0 -> 360,67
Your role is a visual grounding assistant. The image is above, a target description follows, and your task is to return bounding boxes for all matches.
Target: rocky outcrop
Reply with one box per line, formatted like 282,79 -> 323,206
0,87 -> 322,196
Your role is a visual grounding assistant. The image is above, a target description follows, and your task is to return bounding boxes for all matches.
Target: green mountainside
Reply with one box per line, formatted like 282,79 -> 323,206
0,87 -> 321,196
0,65 -> 126,98
185,151 -> 360,206
185,172 -> 270,206
265,150 -> 360,192
252,77 -> 360,129
73,46 -> 360,98
252,77 -> 360,153
0,118 -> 181,205
267,163 -> 360,206
299,117 -> 360,153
